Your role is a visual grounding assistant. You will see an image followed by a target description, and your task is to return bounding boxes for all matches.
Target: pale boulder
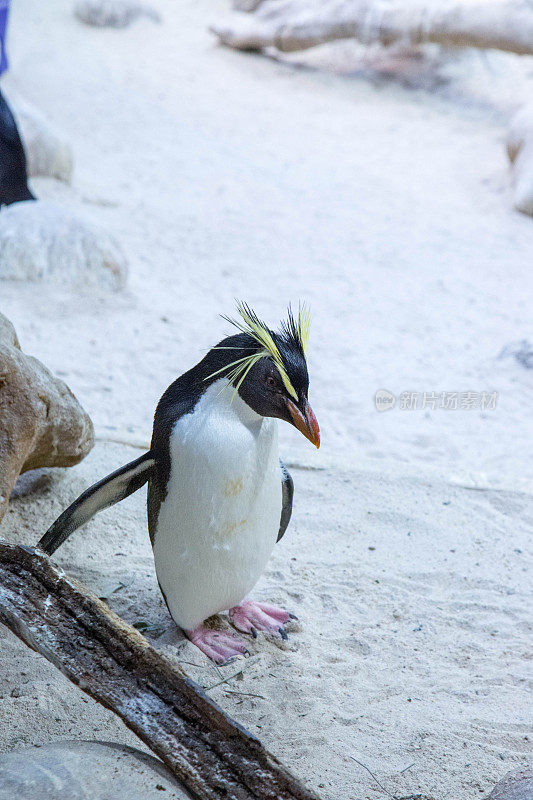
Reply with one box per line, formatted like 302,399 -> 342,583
0,741 -> 188,799
0,201 -> 128,290
74,0 -> 160,28
486,768 -> 533,800
11,95 -> 73,183
507,104 -> 533,216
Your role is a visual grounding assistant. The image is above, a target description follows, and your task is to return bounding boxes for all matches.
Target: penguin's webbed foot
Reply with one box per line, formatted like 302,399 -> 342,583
184,625 -> 250,665
229,600 -> 296,640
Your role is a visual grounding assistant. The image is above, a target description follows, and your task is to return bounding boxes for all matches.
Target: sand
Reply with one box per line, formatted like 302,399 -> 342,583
2,443 -> 531,799
0,0 -> 531,797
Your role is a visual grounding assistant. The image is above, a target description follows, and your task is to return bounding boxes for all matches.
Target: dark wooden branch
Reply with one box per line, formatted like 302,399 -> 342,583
0,540 -> 321,800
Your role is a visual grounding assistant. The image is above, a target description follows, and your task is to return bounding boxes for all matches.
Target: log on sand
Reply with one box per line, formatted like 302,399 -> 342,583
0,540 -> 320,800
211,0 -> 533,56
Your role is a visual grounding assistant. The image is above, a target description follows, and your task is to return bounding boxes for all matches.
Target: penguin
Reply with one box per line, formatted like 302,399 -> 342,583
38,303 -> 320,664
0,89 -> 35,206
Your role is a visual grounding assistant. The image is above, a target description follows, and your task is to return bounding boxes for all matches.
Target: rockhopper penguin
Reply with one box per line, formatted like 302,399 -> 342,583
38,303 -> 320,663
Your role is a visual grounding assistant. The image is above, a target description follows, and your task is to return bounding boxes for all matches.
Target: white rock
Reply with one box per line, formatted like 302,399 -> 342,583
486,768 -> 533,800
0,740 -> 189,799
232,0 -> 264,10
0,201 -> 127,291
11,96 -> 74,184
74,0 -> 160,28
507,104 -> 533,217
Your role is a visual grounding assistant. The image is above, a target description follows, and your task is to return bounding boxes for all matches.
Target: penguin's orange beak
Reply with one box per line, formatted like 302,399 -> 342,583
285,398 -> 320,449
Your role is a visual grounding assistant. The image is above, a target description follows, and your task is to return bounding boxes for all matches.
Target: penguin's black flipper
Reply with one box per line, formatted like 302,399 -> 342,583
277,461 -> 294,543
38,451 -> 156,556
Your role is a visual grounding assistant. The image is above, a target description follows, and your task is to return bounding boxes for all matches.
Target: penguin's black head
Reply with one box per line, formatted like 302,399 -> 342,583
208,303 -> 320,448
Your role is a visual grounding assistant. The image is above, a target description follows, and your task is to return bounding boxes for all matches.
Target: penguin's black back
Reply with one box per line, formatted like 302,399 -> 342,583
147,376 -> 201,545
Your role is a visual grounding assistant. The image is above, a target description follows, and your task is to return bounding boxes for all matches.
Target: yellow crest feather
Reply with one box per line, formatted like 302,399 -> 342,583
229,302 -> 298,400
296,302 -> 311,356
207,301 -> 311,401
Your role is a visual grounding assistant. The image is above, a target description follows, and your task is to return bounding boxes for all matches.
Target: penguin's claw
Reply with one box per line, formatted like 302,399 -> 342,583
184,625 -> 249,665
229,600 -> 294,640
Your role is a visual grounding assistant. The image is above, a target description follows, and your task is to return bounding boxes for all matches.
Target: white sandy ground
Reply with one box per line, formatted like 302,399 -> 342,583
0,0 -> 532,797
1,443 -> 532,800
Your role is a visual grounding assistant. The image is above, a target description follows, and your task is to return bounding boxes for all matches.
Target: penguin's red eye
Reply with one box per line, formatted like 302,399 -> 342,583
266,375 -> 278,389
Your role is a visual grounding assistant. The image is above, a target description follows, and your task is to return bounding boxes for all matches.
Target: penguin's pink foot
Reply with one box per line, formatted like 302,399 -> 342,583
229,600 -> 296,640
185,625 -> 250,665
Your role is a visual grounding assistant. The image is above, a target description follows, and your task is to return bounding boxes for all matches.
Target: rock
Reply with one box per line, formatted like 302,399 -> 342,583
0,312 -> 94,524
0,313 -> 20,349
507,105 -> 533,217
74,0 -> 161,28
0,740 -> 189,799
0,201 -> 128,290
11,95 -> 74,184
486,768 -> 533,800
210,0 -> 533,55
498,340 -> 533,370
232,0 -> 264,11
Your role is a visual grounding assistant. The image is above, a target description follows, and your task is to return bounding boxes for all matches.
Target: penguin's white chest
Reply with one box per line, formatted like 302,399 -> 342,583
153,379 -> 282,631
